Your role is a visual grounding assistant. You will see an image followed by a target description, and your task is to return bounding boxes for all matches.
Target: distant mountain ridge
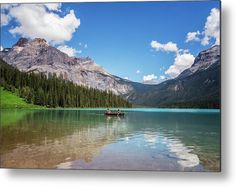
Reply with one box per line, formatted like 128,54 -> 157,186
177,45 -> 220,79
0,38 -> 133,95
0,38 -> 220,108
127,45 -> 220,108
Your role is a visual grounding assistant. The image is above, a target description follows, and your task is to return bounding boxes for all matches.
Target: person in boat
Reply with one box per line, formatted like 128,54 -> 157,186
106,108 -> 111,114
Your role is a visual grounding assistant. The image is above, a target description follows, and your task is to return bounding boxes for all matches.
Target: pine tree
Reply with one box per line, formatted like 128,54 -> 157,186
0,59 -> 132,108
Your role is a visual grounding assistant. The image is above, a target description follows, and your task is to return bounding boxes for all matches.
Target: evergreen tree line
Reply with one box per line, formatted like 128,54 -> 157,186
0,60 -> 132,108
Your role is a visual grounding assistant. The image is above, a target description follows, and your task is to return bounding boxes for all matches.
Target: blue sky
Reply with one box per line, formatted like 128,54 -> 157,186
1,1 -> 220,83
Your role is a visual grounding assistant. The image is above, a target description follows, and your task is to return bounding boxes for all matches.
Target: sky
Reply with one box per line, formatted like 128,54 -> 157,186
0,1 -> 220,84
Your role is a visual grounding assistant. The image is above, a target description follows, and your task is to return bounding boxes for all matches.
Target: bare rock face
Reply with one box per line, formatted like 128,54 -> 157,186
13,37 -> 29,47
0,38 -> 220,107
178,45 -> 220,79
0,38 -> 133,95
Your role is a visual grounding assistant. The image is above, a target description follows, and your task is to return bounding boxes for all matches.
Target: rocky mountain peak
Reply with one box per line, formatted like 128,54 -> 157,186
0,37 -> 133,95
13,37 -> 29,47
177,45 -> 220,79
0,39 -> 220,107
193,45 -> 220,66
31,38 -> 48,46
13,37 -> 48,48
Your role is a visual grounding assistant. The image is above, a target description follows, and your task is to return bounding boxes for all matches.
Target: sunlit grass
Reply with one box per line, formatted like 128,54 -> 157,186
0,87 -> 42,109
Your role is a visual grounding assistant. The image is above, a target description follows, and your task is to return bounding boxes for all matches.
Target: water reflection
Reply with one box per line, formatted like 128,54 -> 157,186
0,109 -> 220,171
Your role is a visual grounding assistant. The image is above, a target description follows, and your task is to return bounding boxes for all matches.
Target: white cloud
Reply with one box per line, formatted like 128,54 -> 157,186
44,3 -> 61,12
6,4 -> 80,44
165,52 -> 195,78
1,4 -> 17,10
185,31 -> 200,42
160,75 -> 166,80
84,44 -> 88,48
136,70 -> 140,74
0,13 -> 11,26
201,8 -> 220,46
1,4 -> 14,26
150,39 -> 195,78
57,45 -> 78,57
143,74 -> 158,84
183,49 -> 189,53
124,77 -> 129,80
150,41 -> 178,53
143,74 -> 157,82
0,46 -> 3,51
150,9 -> 219,79
78,50 -> 82,54
185,8 -> 220,46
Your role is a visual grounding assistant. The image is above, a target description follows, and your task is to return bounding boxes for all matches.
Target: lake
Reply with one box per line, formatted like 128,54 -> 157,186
0,108 -> 221,171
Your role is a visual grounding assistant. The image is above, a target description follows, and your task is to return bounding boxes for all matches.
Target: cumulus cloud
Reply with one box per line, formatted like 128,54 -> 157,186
124,77 -> 129,80
57,45 -> 78,57
160,75 -> 166,80
1,4 -> 17,10
44,3 -> 61,11
0,46 -> 3,51
0,4 -> 15,26
165,52 -> 195,78
0,13 -> 11,26
150,39 -> 195,78
150,41 -> 178,53
201,8 -> 220,46
143,74 -> 158,84
185,31 -> 200,42
4,4 -> 80,44
143,74 -> 167,84
136,70 -> 140,74
185,8 -> 220,46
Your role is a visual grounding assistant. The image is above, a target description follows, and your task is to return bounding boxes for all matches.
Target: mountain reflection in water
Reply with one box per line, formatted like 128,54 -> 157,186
0,109 -> 220,171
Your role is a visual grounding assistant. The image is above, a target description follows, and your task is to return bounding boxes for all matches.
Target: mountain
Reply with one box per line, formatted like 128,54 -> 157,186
177,45 -> 220,79
0,38 -> 133,95
0,38 -> 220,108
128,45 -> 220,108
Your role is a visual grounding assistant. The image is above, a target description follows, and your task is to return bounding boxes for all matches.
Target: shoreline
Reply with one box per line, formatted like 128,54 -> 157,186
0,107 -> 221,113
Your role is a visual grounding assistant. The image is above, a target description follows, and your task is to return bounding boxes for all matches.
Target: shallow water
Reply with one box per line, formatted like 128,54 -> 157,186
0,108 -> 220,171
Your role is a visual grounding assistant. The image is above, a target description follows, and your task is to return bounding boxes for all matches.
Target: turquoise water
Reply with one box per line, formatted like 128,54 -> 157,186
0,108 -> 220,171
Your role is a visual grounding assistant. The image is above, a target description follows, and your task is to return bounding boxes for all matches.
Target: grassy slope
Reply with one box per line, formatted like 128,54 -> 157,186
0,87 -> 42,109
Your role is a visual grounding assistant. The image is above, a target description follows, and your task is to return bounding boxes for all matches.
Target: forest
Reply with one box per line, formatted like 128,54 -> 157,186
0,59 -> 132,108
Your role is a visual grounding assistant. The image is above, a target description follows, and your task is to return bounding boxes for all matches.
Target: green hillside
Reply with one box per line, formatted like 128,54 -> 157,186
1,87 -> 42,109
0,59 -> 131,108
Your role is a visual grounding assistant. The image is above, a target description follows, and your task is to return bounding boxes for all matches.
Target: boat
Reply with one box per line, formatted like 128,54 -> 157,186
104,111 -> 125,116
